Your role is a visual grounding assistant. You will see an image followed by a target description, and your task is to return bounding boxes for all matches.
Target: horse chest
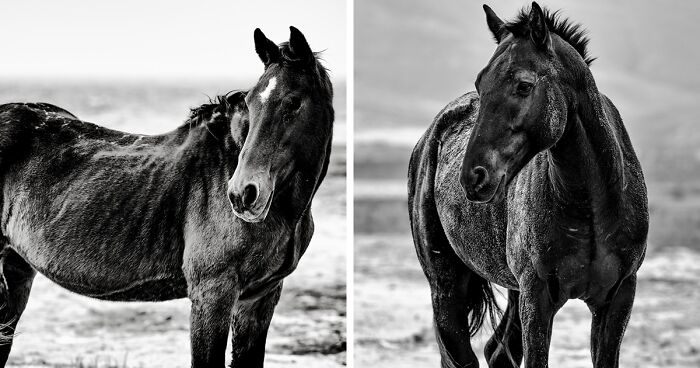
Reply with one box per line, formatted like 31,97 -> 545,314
182,209 -> 310,301
506,175 -> 626,299
508,216 -> 622,300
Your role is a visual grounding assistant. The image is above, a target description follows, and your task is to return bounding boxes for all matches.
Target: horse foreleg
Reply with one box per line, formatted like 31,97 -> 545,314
587,274 -> 636,368
188,277 -> 237,368
484,289 -> 522,368
0,250 -> 36,367
519,274 -> 562,368
230,283 -> 282,368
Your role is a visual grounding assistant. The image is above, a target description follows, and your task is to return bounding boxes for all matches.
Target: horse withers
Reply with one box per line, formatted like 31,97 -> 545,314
409,3 -> 648,367
0,26 -> 333,368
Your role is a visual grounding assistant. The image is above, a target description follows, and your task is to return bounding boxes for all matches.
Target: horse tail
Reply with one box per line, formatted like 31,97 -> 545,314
408,91 -> 500,338
465,274 -> 501,336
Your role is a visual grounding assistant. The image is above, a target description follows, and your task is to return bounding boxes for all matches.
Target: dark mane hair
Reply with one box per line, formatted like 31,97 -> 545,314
506,6 -> 595,65
185,90 -> 247,128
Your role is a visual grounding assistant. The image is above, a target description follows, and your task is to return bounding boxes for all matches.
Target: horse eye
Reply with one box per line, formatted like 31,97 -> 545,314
516,81 -> 534,96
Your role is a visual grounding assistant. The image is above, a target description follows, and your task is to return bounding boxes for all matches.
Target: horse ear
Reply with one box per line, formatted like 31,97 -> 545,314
528,2 -> 549,48
254,28 -> 280,67
289,26 -> 314,63
483,5 -> 505,43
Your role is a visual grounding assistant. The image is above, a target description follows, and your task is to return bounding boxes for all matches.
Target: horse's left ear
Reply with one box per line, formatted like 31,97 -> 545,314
528,2 -> 550,49
289,26 -> 314,64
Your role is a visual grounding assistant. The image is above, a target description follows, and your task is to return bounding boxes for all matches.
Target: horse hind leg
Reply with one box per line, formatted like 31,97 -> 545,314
412,217 -> 498,368
0,249 -> 36,367
484,290 -> 523,368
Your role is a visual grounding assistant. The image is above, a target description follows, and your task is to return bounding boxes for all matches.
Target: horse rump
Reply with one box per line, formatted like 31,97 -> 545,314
0,105 -> 36,170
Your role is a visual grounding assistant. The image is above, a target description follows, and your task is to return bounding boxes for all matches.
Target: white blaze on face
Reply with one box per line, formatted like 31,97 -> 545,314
258,77 -> 277,104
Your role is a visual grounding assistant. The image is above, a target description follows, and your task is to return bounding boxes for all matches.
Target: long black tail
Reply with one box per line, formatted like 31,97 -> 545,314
465,273 -> 501,336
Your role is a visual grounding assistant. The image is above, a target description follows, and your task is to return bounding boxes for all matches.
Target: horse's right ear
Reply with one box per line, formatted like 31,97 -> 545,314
483,4 -> 506,43
254,28 -> 280,67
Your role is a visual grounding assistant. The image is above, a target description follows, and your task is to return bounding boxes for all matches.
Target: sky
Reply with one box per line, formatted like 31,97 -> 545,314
0,0 -> 346,81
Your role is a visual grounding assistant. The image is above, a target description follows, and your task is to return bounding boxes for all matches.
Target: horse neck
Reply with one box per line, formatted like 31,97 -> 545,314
279,130 -> 333,222
284,100 -> 334,221
547,75 -> 625,231
174,124 -> 238,189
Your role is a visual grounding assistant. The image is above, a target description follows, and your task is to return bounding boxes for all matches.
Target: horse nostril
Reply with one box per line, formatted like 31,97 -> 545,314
228,190 -> 242,212
242,183 -> 259,208
472,166 -> 489,191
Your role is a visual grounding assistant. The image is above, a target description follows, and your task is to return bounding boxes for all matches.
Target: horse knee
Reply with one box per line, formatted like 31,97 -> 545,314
231,286 -> 281,339
230,287 -> 281,368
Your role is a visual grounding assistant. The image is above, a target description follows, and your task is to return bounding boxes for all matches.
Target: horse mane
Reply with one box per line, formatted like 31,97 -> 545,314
505,6 -> 595,66
185,90 -> 247,128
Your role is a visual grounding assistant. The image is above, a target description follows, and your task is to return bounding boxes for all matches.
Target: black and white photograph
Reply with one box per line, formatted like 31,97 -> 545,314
354,0 -> 700,367
0,1 -> 346,367
2,0 -> 700,367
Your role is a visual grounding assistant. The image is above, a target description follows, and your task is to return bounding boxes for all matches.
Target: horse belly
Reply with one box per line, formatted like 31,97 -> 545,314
446,224 -> 517,289
12,241 -> 188,301
434,126 -> 517,289
4,214 -> 187,302
48,272 -> 188,301
434,177 -> 516,288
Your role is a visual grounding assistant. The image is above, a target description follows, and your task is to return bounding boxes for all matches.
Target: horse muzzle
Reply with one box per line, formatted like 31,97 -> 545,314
460,165 -> 505,203
227,172 -> 274,223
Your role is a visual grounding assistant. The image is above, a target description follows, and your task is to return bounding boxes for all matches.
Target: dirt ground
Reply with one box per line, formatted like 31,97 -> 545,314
0,81 -> 347,368
355,233 -> 700,368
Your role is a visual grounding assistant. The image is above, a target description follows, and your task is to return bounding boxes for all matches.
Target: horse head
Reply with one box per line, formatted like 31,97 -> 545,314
228,27 -> 333,222
461,2 -> 593,203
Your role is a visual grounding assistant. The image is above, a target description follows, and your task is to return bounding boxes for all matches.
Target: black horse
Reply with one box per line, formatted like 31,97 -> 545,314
0,26 -> 333,368
409,3 -> 648,367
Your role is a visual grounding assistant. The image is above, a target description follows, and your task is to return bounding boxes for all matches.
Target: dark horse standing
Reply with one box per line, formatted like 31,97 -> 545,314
409,3 -> 648,368
0,27 -> 333,368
